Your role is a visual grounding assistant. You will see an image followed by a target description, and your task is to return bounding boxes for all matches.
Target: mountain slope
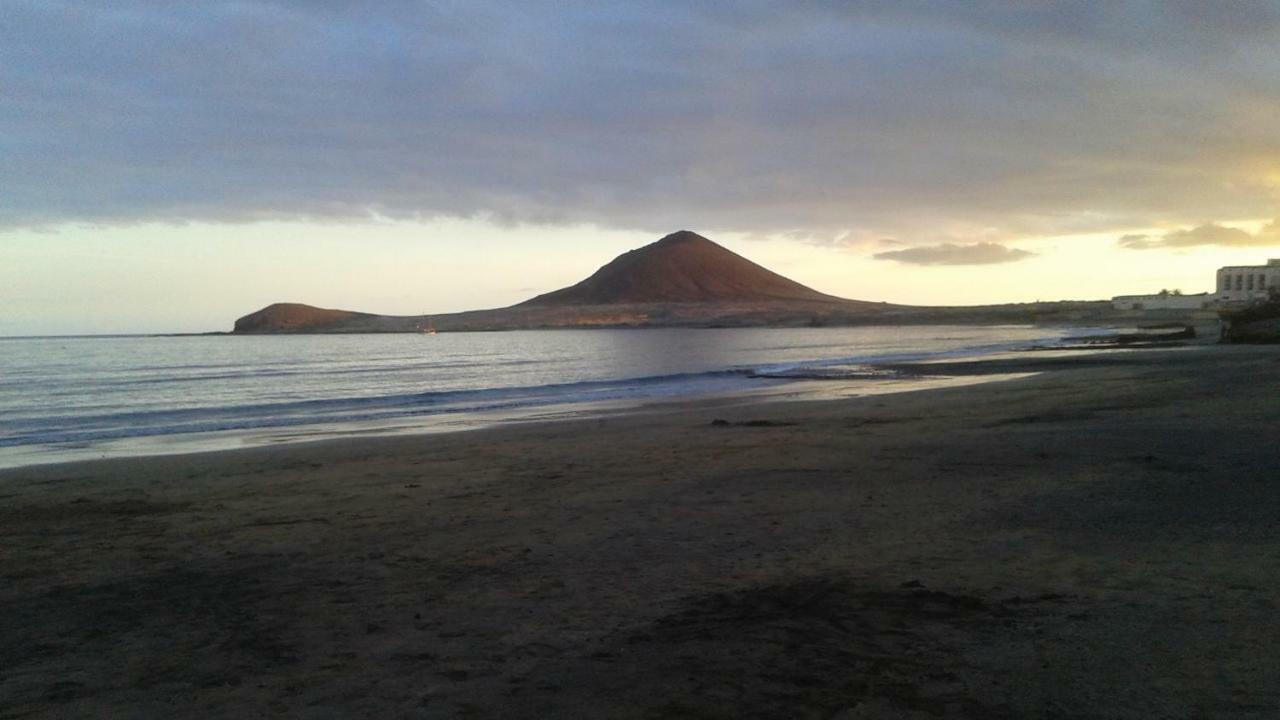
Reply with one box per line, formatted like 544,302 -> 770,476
520,230 -> 845,306
233,303 -> 374,333
228,230 -> 1122,332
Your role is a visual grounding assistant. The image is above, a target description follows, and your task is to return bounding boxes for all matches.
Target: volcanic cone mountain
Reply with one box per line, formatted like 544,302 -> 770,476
520,230 -> 842,306
230,229 -> 1114,332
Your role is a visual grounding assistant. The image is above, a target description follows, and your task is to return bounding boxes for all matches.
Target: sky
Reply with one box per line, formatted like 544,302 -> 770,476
2,1 -> 1279,334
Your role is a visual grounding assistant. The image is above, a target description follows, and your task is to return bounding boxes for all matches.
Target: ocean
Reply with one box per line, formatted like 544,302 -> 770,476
0,325 -> 1076,468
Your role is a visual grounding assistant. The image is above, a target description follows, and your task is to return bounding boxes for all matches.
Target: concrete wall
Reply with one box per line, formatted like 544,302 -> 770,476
1111,294 -> 1211,311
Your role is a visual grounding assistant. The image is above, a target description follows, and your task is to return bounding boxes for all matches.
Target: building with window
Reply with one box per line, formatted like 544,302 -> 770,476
1216,260 -> 1280,304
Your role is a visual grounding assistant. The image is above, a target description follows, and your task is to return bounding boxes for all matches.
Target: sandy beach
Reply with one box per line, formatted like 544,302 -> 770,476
2,344 -> 1278,719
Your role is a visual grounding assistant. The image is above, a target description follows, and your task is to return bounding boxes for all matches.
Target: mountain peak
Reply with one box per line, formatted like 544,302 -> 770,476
654,229 -> 711,245
518,230 -> 841,306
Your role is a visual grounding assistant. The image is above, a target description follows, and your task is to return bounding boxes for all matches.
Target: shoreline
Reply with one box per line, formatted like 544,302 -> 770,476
3,344 -> 1277,717
4,339 -> 1201,474
0,343 -> 1208,476
0,332 -> 1091,471
0,366 -> 1035,473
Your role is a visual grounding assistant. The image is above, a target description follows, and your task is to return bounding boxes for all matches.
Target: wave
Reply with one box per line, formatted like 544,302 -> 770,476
0,327 -> 1074,452
745,337 -> 1047,378
0,357 -> 555,392
750,365 -> 906,380
0,368 -> 762,447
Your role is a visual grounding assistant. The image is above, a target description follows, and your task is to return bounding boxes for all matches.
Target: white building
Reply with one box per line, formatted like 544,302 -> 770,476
1216,259 -> 1280,304
1110,293 -> 1211,311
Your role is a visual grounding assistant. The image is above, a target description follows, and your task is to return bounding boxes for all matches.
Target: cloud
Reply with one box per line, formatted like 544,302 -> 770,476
2,2 -> 1279,238
872,242 -> 1034,266
1118,221 -> 1280,249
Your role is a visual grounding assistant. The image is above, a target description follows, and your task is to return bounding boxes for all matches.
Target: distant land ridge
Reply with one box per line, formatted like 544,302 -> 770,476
230,230 -> 1123,333
519,230 -> 845,306
234,303 -> 373,333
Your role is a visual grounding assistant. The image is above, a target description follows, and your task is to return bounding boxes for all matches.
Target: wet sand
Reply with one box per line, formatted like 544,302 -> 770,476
2,345 -> 1278,718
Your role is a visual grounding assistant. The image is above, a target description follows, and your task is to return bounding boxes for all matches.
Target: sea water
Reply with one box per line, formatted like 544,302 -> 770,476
0,325 -> 1074,468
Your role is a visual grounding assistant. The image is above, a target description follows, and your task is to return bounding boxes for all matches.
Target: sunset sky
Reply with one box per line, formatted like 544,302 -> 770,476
3,2 -> 1278,334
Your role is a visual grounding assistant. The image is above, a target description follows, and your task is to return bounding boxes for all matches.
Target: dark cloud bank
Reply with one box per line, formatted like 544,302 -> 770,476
3,2 -> 1278,241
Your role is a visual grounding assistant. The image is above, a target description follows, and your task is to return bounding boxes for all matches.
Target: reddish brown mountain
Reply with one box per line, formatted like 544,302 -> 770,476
233,303 -> 373,333
229,230 -> 1119,332
519,230 -> 843,306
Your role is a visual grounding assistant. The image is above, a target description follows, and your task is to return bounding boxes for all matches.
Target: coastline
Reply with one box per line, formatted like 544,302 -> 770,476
0,367 -> 1037,471
3,344 -> 1277,717
0,325 -> 1085,470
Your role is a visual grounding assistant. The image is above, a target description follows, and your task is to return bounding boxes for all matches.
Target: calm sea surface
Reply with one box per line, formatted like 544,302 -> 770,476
0,326 -> 1076,468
